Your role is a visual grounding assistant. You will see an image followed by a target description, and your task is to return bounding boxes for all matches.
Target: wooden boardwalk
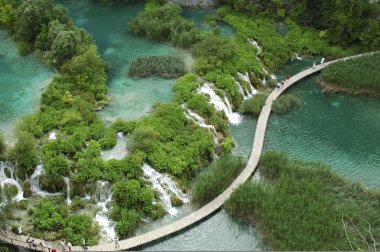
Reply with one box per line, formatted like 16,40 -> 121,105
0,53 -> 372,251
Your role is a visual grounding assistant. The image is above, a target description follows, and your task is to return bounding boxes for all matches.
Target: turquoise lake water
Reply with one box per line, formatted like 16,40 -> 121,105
0,31 -> 54,140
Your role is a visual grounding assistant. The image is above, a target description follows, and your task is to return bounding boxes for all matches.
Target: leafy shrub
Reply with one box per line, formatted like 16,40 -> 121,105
62,215 -> 99,246
239,94 -> 267,115
9,131 -> 39,175
34,200 -> 66,231
115,209 -> 140,238
45,157 -> 70,176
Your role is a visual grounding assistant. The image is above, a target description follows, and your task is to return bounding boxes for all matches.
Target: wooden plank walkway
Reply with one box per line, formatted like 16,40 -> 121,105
0,53 -> 373,251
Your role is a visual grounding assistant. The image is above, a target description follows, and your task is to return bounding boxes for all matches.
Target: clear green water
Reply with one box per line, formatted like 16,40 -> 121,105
265,58 -> 380,188
0,31 -> 54,140
58,0 -> 179,121
182,7 -> 235,37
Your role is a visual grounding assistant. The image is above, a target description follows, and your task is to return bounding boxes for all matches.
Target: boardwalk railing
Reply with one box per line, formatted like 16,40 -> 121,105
0,52 -> 375,251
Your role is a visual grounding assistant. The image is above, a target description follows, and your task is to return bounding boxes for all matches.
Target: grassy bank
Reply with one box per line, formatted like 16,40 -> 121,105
319,53 -> 380,96
224,151 -> 380,250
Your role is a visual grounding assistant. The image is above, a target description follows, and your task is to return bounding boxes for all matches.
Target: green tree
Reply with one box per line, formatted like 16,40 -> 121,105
115,209 -> 140,238
51,30 -> 79,65
9,131 -> 39,175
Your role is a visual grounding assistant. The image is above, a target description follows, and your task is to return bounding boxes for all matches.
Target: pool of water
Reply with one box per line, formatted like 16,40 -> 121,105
58,0 -> 180,121
0,31 -> 54,141
182,7 -> 235,37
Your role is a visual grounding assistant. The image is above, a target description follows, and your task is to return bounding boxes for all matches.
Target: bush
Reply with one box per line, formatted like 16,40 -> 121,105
128,127 -> 158,154
191,154 -> 245,205
239,94 -> 267,115
45,157 -> 70,176
34,200 -> 66,231
128,55 -> 186,79
62,215 -> 99,246
170,195 -> 183,207
9,131 -> 39,175
115,209 -> 140,238
272,94 -> 301,114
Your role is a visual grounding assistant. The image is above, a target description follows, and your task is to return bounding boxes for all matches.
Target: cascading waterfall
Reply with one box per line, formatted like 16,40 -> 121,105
0,162 -> 24,202
63,177 -> 71,205
183,109 -> 219,144
197,83 -> 242,125
232,77 -> 249,99
237,72 -> 257,96
94,181 -> 116,242
142,163 -> 188,216
247,38 -> 261,56
295,53 -> 302,60
48,131 -> 56,140
100,132 -> 127,161
30,164 -> 62,197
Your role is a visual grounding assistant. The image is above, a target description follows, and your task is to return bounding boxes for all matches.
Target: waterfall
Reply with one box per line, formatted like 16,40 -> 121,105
142,164 -> 188,216
184,109 -> 218,144
271,74 -> 276,80
262,77 -> 266,85
94,181 -> 116,242
295,53 -> 302,60
0,162 -> 24,202
261,67 -> 268,75
30,164 -> 62,197
197,83 -> 242,125
64,177 -> 71,205
232,77 -> 248,99
237,72 -> 257,96
247,38 -> 262,56
48,131 -> 56,140
100,132 -> 127,161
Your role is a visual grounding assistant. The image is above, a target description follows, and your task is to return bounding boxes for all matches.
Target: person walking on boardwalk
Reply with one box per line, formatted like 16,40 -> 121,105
17,226 -> 22,235
285,75 -> 290,82
67,241 -> 72,251
114,236 -> 119,249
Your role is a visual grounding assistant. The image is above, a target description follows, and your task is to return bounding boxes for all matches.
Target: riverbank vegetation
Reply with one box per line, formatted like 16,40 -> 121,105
224,151 -> 380,250
239,94 -> 267,116
272,94 -> 301,114
191,155 -> 245,205
128,55 -> 186,79
319,53 -> 380,95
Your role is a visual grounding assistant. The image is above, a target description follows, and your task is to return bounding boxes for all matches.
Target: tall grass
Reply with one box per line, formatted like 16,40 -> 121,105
319,52 -> 380,94
191,154 -> 245,205
128,55 -> 186,79
225,151 -> 380,250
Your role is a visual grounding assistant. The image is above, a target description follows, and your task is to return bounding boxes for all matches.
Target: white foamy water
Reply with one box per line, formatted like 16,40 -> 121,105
0,162 -> 24,201
142,163 -> 188,216
30,164 -> 62,197
248,38 -> 262,56
100,132 -> 127,161
198,83 -> 242,125
48,131 -> 56,140
94,181 -> 116,242
295,53 -> 302,60
184,109 -> 218,144
64,177 -> 71,205
237,72 -> 257,96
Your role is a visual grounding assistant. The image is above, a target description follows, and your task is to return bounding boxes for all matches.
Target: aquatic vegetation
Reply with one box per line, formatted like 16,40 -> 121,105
319,52 -> 380,95
191,154 -> 245,205
271,94 -> 301,114
225,151 -> 380,250
129,55 -> 186,79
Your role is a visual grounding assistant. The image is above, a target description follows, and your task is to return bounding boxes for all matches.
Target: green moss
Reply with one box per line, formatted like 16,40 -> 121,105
170,195 -> 183,207
39,174 -> 65,193
150,203 -> 166,220
23,180 -> 32,198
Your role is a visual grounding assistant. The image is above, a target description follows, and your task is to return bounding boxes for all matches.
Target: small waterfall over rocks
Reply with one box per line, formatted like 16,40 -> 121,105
0,162 -> 24,201
63,177 -> 71,205
198,83 -> 242,125
232,77 -> 249,99
48,131 -> 56,140
142,163 -> 188,216
94,181 -> 116,242
295,53 -> 302,60
100,132 -> 127,161
247,38 -> 262,56
184,109 -> 218,144
30,164 -> 62,197
237,72 -> 257,96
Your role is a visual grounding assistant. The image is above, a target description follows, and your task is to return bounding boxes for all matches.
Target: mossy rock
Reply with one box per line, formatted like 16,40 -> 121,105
70,180 -> 85,198
170,195 -> 183,207
39,174 -> 65,193
23,180 -> 32,198
150,203 -> 166,220
4,167 -> 11,178
14,199 -> 28,210
70,198 -> 87,212
4,184 -> 18,198
14,166 -> 27,181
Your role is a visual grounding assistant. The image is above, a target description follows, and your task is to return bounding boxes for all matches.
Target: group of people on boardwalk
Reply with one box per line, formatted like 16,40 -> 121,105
277,75 -> 290,89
